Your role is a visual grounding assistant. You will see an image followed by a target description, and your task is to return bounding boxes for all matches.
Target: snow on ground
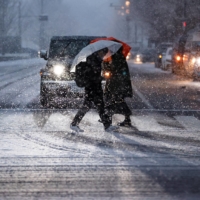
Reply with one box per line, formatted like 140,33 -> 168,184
0,109 -> 200,161
128,60 -> 200,88
0,58 -> 46,67
128,60 -> 171,74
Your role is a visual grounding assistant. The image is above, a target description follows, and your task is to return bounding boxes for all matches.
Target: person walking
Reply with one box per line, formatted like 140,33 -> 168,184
102,47 -> 133,127
70,49 -> 115,133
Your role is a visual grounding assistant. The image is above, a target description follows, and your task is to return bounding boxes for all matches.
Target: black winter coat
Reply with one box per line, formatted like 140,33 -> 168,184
84,53 -> 104,100
103,50 -> 133,101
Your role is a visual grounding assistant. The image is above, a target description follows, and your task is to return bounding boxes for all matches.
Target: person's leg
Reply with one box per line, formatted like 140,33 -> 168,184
93,94 -> 112,129
70,98 -> 92,133
117,101 -> 132,127
71,99 -> 92,126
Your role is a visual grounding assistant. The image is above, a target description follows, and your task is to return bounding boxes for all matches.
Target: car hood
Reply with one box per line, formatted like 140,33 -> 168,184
46,57 -> 74,69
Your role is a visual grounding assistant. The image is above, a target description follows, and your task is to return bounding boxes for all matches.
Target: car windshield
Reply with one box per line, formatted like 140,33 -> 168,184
49,39 -> 89,58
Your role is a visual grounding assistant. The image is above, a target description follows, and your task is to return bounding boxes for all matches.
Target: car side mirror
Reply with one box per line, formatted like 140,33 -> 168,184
38,50 -> 48,60
70,72 -> 75,79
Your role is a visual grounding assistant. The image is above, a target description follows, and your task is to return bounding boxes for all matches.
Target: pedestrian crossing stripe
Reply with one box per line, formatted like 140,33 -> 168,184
131,116 -> 164,132
112,113 -> 200,133
175,116 -> 200,131
0,110 -> 200,133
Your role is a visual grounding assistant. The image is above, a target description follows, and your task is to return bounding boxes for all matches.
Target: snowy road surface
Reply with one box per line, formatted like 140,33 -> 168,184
0,59 -> 200,199
0,109 -> 200,199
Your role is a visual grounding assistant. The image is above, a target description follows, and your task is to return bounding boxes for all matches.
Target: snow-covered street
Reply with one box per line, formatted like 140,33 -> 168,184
0,59 -> 200,199
0,108 -> 200,200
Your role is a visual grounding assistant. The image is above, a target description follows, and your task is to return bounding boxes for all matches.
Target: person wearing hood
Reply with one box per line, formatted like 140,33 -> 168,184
102,47 -> 133,127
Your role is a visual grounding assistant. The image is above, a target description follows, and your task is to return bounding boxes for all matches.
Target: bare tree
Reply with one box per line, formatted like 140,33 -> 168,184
128,0 -> 200,44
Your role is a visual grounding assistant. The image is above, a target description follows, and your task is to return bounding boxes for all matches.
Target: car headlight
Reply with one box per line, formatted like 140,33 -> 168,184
196,57 -> 200,65
53,65 -> 65,76
135,55 -> 141,62
191,57 -> 196,64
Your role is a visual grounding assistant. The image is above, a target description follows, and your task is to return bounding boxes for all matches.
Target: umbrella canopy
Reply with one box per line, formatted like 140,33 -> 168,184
90,37 -> 131,58
70,40 -> 122,72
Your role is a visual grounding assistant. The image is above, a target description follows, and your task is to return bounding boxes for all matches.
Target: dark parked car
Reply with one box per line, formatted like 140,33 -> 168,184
126,46 -> 140,60
171,34 -> 188,75
38,35 -> 106,107
155,42 -> 172,68
140,48 -> 156,63
171,26 -> 200,79
131,48 -> 156,63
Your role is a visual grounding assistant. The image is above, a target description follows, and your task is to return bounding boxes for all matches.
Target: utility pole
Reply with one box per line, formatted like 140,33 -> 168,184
126,15 -> 131,41
18,0 -> 22,52
39,0 -> 44,49
183,0 -> 186,18
182,0 -> 187,32
1,0 -> 5,55
134,23 -> 137,44
125,0 -> 131,41
39,0 -> 48,49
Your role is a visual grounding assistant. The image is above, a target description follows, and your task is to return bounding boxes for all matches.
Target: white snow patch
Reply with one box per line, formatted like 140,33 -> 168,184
0,58 -> 46,67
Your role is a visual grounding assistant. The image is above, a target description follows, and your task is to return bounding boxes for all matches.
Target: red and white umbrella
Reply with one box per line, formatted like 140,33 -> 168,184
70,40 -> 122,72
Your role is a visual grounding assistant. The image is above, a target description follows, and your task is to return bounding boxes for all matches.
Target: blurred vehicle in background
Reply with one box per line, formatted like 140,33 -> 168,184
134,53 -> 142,62
171,34 -> 187,75
140,48 -> 156,63
161,47 -> 172,70
193,56 -> 200,80
171,26 -> 200,80
38,35 -> 106,107
126,46 -> 140,60
182,28 -> 200,79
130,48 -> 155,63
154,42 -> 172,68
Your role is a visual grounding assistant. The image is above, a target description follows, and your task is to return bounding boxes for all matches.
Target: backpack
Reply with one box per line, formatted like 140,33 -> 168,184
74,62 -> 88,88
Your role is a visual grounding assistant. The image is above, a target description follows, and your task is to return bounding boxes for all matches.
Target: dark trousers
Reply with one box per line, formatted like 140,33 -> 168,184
104,93 -> 132,116
72,88 -> 111,128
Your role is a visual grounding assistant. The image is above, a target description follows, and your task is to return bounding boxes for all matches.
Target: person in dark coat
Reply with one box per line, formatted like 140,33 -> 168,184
103,47 -> 133,127
70,49 -> 115,132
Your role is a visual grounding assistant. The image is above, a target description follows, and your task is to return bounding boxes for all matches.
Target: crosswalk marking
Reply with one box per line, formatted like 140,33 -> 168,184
175,116 -> 200,131
1,110 -> 200,133
131,116 -> 164,132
